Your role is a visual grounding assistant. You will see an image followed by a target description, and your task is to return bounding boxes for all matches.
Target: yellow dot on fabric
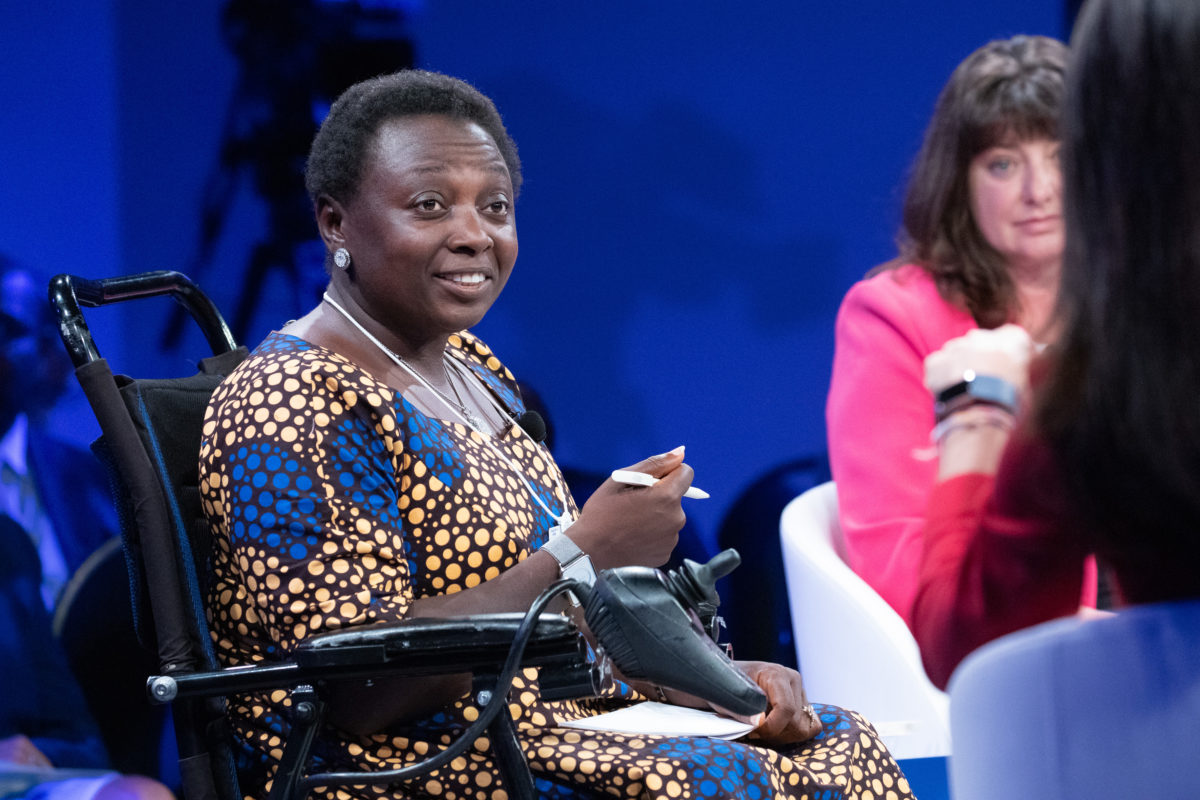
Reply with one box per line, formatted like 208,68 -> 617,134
355,518 -> 372,534
408,508 -> 425,524
342,390 -> 357,407
272,407 -> 290,423
279,427 -> 298,443
475,771 -> 492,787
445,563 -> 462,580
665,780 -> 684,797
254,408 -> 270,423
645,775 -> 663,791
423,780 -> 441,795
462,706 -> 479,722
456,507 -> 471,524
454,535 -> 471,553
332,559 -> 350,574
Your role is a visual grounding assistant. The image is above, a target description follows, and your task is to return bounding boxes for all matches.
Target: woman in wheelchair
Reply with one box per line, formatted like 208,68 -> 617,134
198,69 -> 914,800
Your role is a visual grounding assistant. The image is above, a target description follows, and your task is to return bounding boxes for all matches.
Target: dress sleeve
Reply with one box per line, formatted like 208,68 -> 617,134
203,352 -> 415,658
826,276 -> 947,625
911,428 -> 1087,689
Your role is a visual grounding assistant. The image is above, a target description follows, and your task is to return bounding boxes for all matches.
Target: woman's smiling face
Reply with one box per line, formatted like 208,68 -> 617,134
334,114 -> 518,350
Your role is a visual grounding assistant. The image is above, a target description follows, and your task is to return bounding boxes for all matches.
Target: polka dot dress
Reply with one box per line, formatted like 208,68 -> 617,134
200,331 -> 916,800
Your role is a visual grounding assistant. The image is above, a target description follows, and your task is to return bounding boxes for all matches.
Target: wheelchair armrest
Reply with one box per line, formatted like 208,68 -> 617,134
296,612 -> 584,672
148,612 -> 587,703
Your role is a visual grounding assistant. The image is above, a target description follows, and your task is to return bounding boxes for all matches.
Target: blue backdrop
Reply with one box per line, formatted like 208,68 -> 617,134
1,0 -> 1064,553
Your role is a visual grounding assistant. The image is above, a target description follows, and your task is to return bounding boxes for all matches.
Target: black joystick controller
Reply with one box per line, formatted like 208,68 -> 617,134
578,549 -> 767,716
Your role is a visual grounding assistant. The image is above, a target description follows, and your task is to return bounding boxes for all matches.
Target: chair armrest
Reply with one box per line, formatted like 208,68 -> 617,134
147,613 -> 585,704
296,612 -> 584,672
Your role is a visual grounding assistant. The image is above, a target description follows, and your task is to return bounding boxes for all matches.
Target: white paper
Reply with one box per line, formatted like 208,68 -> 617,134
559,701 -> 756,740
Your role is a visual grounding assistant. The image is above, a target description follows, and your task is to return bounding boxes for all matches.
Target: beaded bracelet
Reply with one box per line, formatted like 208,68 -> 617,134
931,404 -> 1016,445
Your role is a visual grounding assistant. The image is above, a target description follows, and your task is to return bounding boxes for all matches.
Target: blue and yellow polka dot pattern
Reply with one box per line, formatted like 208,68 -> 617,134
200,332 -> 914,800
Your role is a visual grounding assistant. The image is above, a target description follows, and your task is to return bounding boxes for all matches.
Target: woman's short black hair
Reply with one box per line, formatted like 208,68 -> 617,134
304,69 -> 522,208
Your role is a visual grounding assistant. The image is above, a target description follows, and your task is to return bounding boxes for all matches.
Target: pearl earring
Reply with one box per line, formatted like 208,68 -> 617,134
333,247 -> 351,270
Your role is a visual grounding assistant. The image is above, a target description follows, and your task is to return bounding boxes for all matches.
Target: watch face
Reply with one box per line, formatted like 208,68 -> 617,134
563,556 -> 597,587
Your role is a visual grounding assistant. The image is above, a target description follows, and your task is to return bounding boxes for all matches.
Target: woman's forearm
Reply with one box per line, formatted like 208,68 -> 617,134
324,549 -> 573,733
934,405 -> 1016,479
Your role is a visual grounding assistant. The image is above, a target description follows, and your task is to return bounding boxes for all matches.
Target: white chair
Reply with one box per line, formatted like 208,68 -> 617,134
948,599 -> 1200,800
779,481 -> 951,759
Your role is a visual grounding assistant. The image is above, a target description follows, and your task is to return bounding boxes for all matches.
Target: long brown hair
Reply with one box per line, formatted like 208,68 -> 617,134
885,35 -> 1068,328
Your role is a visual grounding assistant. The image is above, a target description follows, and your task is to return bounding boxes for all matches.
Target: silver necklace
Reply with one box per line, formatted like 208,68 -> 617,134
321,292 -> 574,530
322,292 -> 486,433
442,361 -> 487,433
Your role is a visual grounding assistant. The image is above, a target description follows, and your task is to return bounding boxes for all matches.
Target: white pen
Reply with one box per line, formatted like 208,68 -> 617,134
610,469 -> 710,499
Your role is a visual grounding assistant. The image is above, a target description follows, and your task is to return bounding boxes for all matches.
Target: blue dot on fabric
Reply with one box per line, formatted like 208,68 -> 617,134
252,472 -> 267,488
232,464 -> 245,480
339,472 -> 355,488
244,505 -> 257,521
260,512 -> 275,529
238,486 -> 253,502
275,499 -> 291,515
700,781 -> 717,796
272,473 -> 289,490
246,453 -> 260,470
266,533 -> 280,548
746,784 -> 763,799
297,497 -> 314,514
265,454 -> 281,471
289,543 -> 307,559
296,476 -> 312,492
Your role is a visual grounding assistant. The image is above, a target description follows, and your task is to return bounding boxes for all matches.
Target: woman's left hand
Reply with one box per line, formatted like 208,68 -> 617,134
923,323 -> 1034,397
730,661 -> 822,744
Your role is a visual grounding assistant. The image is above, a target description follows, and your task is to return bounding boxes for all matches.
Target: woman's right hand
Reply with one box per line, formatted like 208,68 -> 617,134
568,447 -> 693,570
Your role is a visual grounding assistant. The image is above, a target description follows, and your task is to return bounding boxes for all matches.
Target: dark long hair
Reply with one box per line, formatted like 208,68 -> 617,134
888,35 -> 1068,328
1037,0 -> 1200,589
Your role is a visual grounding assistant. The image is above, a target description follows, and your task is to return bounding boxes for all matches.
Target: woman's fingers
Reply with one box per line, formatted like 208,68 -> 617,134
729,662 -> 822,744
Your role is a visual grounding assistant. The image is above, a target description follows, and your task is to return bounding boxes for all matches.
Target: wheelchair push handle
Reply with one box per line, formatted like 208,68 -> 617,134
49,270 -> 238,367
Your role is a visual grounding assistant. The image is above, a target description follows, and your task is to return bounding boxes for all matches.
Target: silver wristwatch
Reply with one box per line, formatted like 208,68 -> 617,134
540,532 -> 597,587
